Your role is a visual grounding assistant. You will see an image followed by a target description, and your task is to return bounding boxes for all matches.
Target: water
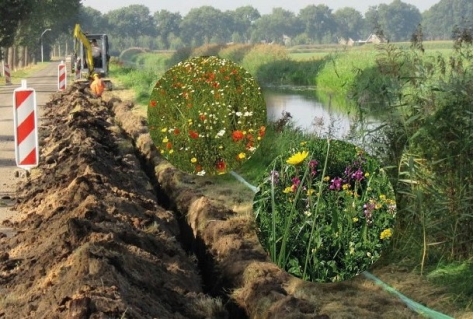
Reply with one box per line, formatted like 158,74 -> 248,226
263,88 -> 380,143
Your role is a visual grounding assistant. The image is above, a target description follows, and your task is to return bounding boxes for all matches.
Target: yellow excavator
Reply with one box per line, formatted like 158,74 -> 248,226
70,24 -> 112,89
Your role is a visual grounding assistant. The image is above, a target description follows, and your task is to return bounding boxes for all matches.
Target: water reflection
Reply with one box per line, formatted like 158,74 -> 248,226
264,90 -> 355,139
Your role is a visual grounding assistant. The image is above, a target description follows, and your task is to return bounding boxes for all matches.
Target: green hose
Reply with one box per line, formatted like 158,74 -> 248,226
229,170 -> 454,319
362,271 -> 454,319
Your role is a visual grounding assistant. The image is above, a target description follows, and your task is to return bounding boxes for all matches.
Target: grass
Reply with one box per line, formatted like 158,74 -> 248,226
7,62 -> 51,85
426,260 -> 473,310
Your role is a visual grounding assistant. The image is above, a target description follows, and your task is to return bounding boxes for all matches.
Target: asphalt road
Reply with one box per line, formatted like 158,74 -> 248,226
0,61 -> 63,236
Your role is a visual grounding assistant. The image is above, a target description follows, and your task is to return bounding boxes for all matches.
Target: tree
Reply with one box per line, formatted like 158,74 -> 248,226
12,0 -> 81,63
298,5 -> 337,44
251,8 -> 300,44
0,0 -> 32,55
333,7 -> 365,41
153,10 -> 182,49
77,6 -> 109,34
365,0 -> 421,42
105,5 -> 156,39
180,6 -> 233,46
229,6 -> 261,43
422,0 -> 473,40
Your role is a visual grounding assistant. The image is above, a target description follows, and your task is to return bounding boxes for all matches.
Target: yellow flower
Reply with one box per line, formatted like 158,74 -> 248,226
342,184 -> 350,190
323,176 -> 330,182
190,157 -> 197,163
161,127 -> 167,132
168,149 -> 174,155
352,217 -> 359,223
286,151 -> 309,165
283,186 -> 293,193
238,152 -> 246,160
365,172 -> 370,178
307,189 -> 315,196
162,137 -> 169,143
379,194 -> 386,201
380,228 -> 393,240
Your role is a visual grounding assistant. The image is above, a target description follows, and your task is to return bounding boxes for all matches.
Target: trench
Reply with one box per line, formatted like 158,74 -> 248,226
128,128 -> 249,318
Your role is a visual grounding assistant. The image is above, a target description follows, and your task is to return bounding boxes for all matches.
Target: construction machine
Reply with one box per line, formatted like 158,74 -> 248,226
70,24 -> 112,89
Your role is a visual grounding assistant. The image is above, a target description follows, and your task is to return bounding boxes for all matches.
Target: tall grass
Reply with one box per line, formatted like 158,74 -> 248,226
346,35 -> 473,272
241,44 -> 288,76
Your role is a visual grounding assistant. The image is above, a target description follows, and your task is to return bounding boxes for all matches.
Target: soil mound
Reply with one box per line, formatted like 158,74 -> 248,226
0,86 -> 225,318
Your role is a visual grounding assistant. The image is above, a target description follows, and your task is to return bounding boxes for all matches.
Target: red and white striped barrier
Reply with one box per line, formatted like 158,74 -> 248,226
58,60 -> 67,91
3,63 -> 11,85
13,80 -> 38,169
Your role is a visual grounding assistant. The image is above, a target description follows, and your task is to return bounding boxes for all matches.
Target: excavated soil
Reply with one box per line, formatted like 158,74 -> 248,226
0,84 -> 463,318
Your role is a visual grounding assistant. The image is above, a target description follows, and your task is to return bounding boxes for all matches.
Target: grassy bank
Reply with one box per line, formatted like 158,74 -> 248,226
108,39 -> 472,314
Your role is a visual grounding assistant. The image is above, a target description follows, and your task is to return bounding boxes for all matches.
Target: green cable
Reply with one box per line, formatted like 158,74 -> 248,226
229,170 -> 455,319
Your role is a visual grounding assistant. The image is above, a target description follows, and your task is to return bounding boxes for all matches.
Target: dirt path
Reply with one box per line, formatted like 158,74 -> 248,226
0,62 -> 58,237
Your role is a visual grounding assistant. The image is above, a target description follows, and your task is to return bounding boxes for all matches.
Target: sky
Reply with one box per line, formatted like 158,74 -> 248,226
81,0 -> 441,16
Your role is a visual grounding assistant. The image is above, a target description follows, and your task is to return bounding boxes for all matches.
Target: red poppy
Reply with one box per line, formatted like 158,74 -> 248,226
195,164 -> 203,173
215,159 -> 226,172
189,130 -> 199,139
232,130 -> 244,142
149,100 -> 157,107
199,114 -> 206,121
166,142 -> 173,149
173,128 -> 180,135
258,126 -> 266,137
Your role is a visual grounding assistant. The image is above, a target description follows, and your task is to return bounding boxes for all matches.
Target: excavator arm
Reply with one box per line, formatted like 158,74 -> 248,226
73,24 -> 94,78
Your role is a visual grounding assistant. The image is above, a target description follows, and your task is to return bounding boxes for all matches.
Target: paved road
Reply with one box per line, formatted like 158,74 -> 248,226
0,62 -> 63,236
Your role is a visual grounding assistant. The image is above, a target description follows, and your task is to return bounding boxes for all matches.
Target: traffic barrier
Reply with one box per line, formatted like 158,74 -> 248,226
3,63 -> 11,85
13,79 -> 38,169
58,61 -> 66,90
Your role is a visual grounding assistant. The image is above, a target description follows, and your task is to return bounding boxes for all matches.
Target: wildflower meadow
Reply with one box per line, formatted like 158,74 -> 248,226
253,138 -> 397,282
147,56 -> 267,175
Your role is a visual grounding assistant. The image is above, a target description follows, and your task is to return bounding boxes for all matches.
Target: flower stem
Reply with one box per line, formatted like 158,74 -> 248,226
303,139 -> 331,280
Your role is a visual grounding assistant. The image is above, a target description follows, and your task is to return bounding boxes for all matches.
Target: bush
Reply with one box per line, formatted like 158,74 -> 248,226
219,44 -> 253,64
190,44 -> 227,58
241,44 -> 288,76
166,47 -> 193,69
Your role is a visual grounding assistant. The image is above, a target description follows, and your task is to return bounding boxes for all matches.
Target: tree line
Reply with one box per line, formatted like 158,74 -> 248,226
0,0 -> 472,66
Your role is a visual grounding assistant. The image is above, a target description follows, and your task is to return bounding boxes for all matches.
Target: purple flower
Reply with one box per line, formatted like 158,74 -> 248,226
291,176 -> 301,191
309,160 -> 318,176
351,168 -> 364,181
329,177 -> 343,191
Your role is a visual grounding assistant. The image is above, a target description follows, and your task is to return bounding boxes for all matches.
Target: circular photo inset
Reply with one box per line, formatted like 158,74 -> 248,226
253,138 -> 396,283
148,56 -> 267,176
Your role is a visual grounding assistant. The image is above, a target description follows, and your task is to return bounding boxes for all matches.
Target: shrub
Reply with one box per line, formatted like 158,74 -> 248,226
219,44 -> 254,64
241,44 -> 288,76
190,44 -> 227,58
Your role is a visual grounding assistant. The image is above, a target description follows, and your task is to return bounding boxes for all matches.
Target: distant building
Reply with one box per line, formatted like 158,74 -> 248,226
340,33 -> 387,46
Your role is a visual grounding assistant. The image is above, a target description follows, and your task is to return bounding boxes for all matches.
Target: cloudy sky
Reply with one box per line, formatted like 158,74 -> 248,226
81,0 -> 441,15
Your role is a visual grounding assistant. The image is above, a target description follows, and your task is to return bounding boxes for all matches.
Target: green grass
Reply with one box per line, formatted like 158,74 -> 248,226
109,61 -> 165,108
427,260 -> 473,310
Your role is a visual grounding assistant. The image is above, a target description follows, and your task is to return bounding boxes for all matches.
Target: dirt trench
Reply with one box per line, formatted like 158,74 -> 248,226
0,84 -> 422,319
